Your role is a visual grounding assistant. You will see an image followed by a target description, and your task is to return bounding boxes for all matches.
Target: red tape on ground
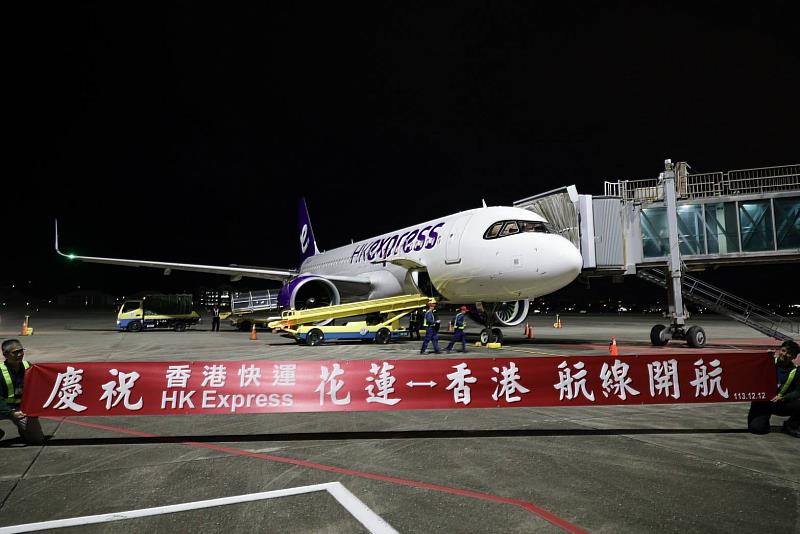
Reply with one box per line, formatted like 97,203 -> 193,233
23,353 -> 773,416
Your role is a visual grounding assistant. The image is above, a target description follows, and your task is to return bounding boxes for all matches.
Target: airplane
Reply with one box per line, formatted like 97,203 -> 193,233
55,198 -> 583,343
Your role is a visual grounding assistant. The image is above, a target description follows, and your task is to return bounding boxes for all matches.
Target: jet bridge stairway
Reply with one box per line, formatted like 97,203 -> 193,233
637,268 -> 799,342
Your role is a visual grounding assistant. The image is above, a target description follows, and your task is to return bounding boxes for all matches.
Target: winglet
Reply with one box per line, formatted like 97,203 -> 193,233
54,219 -> 63,255
54,219 -> 73,259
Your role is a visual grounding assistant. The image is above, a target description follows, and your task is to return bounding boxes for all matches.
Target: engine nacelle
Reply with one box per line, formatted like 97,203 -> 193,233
492,299 -> 530,326
469,299 -> 530,327
279,276 -> 341,312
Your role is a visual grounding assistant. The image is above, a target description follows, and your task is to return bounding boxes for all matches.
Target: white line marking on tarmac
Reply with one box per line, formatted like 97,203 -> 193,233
0,482 -> 397,534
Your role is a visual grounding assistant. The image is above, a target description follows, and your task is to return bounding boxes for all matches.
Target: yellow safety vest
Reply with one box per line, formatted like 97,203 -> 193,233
1,361 -> 30,405
778,367 -> 797,397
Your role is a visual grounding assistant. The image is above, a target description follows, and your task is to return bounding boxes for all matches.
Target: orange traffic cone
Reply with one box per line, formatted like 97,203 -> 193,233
609,336 -> 618,356
20,315 -> 33,336
523,322 -> 529,336
250,323 -> 258,340
526,323 -> 534,339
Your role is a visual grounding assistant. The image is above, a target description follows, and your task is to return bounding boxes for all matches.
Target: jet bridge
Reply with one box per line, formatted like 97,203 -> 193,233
515,161 -> 800,345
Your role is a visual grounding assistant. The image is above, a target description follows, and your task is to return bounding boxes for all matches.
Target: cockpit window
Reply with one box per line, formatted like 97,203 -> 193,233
484,220 -> 552,239
519,221 -> 552,234
499,221 -> 520,236
485,222 -> 503,238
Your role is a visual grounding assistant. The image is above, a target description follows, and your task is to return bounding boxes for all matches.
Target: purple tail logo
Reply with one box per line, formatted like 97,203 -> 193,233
298,197 -> 318,264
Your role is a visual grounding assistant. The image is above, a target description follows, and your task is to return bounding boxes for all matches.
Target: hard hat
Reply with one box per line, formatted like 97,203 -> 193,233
460,305 -> 469,312
427,299 -> 436,306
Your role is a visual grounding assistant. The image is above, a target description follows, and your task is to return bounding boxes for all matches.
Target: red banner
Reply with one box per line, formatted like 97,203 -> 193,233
22,353 -> 774,416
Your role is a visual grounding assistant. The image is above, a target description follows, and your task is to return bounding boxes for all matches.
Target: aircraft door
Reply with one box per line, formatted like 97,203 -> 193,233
445,215 -> 473,264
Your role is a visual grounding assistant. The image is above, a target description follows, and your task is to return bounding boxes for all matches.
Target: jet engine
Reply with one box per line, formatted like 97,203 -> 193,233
470,299 -> 530,327
492,299 -> 530,326
278,276 -> 341,315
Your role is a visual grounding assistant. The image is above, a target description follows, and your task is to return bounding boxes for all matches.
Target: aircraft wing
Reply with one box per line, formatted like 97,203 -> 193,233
54,220 -> 296,281
57,249 -> 299,281
54,221 -> 373,287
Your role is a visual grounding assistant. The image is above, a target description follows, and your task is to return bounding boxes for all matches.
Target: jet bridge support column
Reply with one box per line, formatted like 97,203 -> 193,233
650,160 -> 707,348
664,160 -> 686,328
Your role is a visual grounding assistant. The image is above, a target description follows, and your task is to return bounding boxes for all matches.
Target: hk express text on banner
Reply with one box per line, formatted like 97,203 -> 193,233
22,353 -> 774,417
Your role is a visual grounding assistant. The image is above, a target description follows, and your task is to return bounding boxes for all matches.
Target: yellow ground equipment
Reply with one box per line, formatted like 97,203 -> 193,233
268,294 -> 432,346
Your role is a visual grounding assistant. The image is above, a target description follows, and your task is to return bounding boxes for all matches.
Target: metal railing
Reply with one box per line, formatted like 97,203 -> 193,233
605,164 -> 800,203
637,268 -> 798,341
231,290 -> 280,314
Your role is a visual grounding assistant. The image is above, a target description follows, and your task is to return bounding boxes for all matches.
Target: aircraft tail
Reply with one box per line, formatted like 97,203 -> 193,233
298,197 -> 319,264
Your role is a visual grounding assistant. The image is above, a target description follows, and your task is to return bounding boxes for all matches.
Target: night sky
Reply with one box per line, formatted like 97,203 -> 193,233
6,2 -> 799,302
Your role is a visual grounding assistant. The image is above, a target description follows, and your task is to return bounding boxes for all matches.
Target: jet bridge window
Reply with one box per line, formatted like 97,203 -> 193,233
484,220 -> 551,239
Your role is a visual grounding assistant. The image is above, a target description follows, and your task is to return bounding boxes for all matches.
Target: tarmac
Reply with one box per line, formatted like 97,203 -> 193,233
0,308 -> 797,533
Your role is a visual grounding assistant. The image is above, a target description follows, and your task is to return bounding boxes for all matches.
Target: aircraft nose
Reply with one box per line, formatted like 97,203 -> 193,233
566,243 -> 583,277
552,240 -> 583,287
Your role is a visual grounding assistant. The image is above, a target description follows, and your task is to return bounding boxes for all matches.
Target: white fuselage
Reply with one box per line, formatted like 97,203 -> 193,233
300,206 -> 582,302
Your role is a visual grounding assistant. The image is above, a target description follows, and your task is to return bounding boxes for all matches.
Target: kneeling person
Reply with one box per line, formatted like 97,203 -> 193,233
747,340 -> 799,437
1,339 -> 45,445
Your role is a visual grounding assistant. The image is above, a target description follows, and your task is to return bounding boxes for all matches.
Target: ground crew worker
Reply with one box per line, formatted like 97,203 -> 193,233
446,306 -> 469,353
420,300 -> 441,355
747,339 -> 800,437
1,339 -> 45,445
407,308 -> 421,340
210,305 -> 221,332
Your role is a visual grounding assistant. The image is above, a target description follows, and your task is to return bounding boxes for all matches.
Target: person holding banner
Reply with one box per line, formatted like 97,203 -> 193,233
747,339 -> 800,437
1,339 -> 45,445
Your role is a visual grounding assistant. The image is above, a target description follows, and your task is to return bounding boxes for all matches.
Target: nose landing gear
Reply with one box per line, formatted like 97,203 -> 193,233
477,302 -> 505,345
479,327 -> 504,345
